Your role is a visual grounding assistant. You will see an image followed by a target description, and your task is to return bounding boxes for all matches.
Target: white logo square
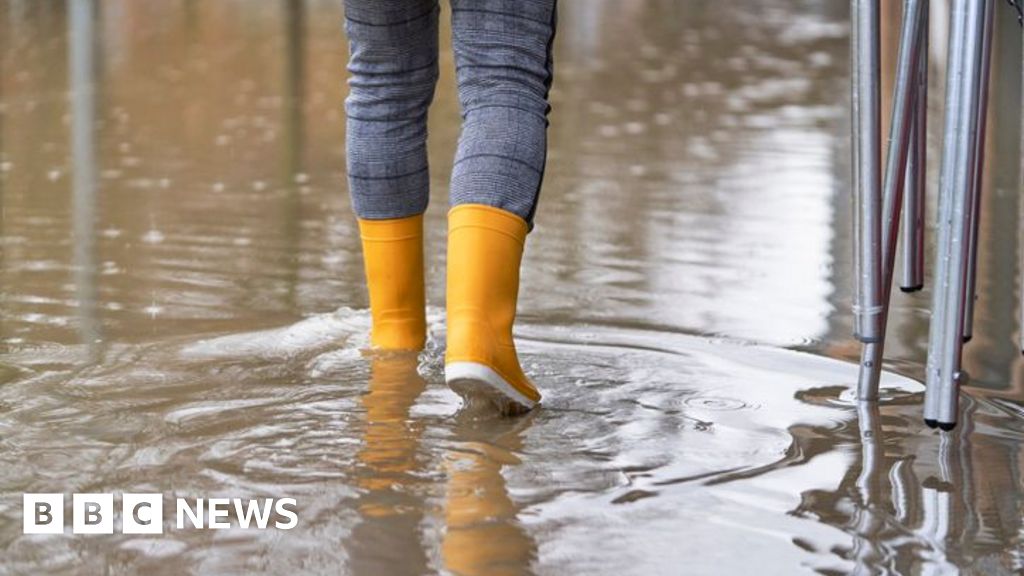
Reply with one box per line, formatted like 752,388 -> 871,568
73,493 -> 114,534
122,493 -> 164,534
23,494 -> 64,534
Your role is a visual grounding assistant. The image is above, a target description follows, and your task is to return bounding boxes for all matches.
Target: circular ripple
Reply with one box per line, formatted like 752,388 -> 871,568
683,396 -> 751,411
0,341 -> 78,369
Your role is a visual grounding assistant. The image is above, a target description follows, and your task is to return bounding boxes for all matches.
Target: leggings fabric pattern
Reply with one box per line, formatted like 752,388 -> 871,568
344,0 -> 557,223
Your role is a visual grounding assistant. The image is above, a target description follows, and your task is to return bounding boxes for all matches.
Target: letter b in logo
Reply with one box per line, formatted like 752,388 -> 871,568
123,494 -> 163,534
23,494 -> 64,534
73,494 -> 113,534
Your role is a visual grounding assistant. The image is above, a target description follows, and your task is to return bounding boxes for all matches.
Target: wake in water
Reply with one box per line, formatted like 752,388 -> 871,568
12,307 -> 1024,573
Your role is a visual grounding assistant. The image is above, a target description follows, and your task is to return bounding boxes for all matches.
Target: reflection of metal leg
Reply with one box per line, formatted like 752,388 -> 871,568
889,459 -> 917,525
855,402 -> 882,504
962,0 -> 994,345
925,0 -> 991,429
69,0 -> 101,362
852,0 -> 883,344
0,1 -> 4,304
283,0 -> 306,179
282,0 -> 306,309
851,401 -> 884,572
920,433 -> 957,567
901,3 -> 928,294
857,0 -> 927,400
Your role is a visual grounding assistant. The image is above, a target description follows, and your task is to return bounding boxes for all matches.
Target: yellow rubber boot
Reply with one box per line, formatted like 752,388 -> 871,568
445,204 -> 541,414
358,215 -> 426,351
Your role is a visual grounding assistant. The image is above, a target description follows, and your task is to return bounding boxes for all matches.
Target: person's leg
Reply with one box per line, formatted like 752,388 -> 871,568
448,0 -> 556,222
344,0 -> 439,350
444,0 -> 557,413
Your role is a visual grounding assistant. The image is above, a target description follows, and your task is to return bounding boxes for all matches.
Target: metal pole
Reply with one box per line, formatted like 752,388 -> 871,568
927,0 -> 991,429
857,0 -> 927,400
962,0 -> 995,344
901,3 -> 929,293
924,0 -> 969,427
853,0 -> 884,344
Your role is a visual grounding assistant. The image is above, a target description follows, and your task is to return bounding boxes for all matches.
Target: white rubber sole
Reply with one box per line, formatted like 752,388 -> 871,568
445,362 -> 537,414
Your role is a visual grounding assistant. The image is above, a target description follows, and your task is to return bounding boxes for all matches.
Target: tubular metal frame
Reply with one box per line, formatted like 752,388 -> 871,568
853,0 -> 998,431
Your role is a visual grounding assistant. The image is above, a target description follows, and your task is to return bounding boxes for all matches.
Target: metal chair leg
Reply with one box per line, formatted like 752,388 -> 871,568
852,0 -> 884,345
925,0 -> 993,430
857,0 -> 928,401
924,3 -> 966,429
901,4 -> 928,294
962,0 -> 995,345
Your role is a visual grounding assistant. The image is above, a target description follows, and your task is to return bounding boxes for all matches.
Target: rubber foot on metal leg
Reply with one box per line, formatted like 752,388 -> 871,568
899,284 -> 924,293
924,418 -> 938,429
937,421 -> 957,432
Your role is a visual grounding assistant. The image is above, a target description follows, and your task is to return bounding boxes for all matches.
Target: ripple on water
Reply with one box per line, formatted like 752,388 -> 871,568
0,310 -> 931,575
0,340 -> 80,371
511,322 -> 923,574
683,395 -> 753,411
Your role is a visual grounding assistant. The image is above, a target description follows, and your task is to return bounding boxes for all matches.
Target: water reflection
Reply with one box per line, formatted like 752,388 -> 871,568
537,1 -> 849,347
851,402 -> 887,573
280,0 -> 305,311
795,394 -> 1024,574
282,0 -> 305,179
349,352 -> 537,576
349,354 -> 430,575
442,410 -> 536,576
0,0 -> 1023,574
0,3 -> 5,312
69,0 -> 100,362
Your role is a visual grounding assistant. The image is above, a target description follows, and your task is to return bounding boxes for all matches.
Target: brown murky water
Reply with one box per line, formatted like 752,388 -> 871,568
1,1 -> 1023,574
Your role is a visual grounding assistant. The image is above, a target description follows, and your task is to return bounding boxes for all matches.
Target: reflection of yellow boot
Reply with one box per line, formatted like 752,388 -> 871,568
359,215 -> 426,351
350,353 -> 430,574
442,443 -> 533,575
357,353 -> 426,495
442,411 -> 536,575
444,205 -> 541,414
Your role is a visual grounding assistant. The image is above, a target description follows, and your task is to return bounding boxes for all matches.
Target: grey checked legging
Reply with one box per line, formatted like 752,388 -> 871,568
344,0 -> 557,224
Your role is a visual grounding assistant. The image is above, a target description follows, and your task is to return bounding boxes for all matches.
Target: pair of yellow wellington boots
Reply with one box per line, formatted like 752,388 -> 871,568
358,204 -> 540,414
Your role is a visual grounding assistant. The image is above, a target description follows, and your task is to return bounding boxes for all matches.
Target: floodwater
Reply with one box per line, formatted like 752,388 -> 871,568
1,0 -> 1023,574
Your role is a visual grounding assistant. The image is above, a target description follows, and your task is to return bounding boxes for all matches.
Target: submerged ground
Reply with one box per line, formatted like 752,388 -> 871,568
1,1 -> 1023,574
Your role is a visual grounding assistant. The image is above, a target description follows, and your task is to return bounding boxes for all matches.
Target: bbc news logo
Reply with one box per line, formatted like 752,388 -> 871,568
23,494 -> 298,534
